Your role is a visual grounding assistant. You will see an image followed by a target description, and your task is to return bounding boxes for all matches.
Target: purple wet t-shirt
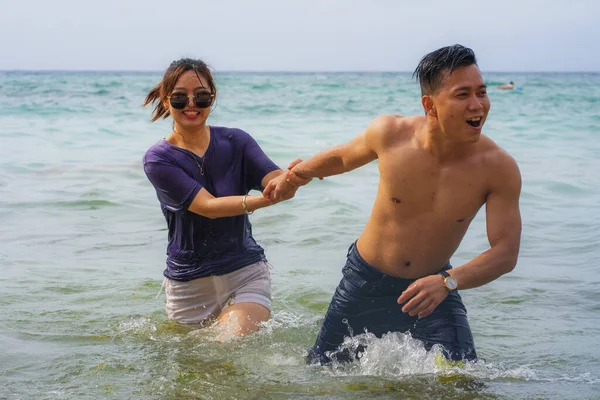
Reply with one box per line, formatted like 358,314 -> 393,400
143,126 -> 280,281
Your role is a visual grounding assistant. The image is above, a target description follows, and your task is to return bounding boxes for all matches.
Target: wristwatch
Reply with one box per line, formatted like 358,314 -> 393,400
439,270 -> 458,292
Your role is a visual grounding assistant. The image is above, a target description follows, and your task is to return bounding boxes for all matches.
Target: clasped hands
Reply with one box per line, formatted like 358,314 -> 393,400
263,159 -> 321,202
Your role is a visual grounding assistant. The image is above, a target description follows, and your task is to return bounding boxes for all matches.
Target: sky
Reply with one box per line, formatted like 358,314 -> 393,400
1,0 -> 599,72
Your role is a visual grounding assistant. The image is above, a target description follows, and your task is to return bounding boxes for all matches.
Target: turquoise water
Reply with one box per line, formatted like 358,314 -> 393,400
1,71 -> 599,399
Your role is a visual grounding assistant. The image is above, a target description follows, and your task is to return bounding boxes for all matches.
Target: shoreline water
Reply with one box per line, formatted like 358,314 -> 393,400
1,71 -> 599,399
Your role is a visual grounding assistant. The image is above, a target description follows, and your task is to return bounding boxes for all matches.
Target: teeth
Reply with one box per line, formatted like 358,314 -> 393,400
467,117 -> 481,121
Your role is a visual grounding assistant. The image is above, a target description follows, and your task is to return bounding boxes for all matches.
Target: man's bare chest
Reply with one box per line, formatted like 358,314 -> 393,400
378,156 -> 487,219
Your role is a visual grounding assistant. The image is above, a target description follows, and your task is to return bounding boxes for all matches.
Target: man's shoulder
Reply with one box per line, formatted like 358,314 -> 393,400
367,114 -> 424,143
369,114 -> 423,130
477,136 -> 521,189
478,135 -> 518,168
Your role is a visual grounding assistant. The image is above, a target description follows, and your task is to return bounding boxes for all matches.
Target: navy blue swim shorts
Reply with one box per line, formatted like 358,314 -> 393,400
307,242 -> 477,364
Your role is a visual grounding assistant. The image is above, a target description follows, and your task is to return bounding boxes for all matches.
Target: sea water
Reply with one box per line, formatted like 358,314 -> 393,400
1,71 -> 599,399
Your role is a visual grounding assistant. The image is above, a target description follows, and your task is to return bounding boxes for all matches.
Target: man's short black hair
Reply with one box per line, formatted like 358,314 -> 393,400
413,44 -> 478,95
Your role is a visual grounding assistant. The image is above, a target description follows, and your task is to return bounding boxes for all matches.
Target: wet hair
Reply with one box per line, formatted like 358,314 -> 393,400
144,58 -> 217,122
413,44 -> 477,95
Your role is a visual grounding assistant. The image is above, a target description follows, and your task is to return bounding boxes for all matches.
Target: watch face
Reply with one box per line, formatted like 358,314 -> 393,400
445,276 -> 458,290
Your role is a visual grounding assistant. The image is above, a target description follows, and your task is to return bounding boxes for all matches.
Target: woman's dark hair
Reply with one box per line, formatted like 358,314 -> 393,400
413,44 -> 477,95
144,58 -> 217,122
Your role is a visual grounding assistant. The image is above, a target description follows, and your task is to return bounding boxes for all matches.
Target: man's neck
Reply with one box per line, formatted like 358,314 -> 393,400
417,119 -> 473,163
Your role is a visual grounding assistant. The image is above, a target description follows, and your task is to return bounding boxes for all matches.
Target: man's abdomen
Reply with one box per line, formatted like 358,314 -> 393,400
357,213 -> 469,278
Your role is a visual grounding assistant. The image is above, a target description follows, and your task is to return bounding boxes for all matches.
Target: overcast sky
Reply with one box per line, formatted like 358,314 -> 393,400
1,0 -> 598,72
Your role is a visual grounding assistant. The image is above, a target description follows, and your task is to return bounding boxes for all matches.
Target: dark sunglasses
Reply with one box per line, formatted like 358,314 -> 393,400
167,92 -> 214,109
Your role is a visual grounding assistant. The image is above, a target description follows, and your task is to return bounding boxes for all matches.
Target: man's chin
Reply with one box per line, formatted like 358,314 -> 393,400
465,131 -> 481,143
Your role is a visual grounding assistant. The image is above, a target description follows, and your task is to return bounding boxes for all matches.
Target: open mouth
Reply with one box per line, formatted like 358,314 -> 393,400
466,117 -> 482,128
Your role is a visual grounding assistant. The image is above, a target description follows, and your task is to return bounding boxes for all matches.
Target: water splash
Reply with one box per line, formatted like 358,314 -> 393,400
321,331 -> 538,383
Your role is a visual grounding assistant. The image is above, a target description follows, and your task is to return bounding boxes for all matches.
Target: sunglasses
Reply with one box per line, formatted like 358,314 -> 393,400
167,91 -> 214,109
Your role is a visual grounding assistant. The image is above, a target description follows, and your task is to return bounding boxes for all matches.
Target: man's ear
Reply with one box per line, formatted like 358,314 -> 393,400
421,95 -> 436,117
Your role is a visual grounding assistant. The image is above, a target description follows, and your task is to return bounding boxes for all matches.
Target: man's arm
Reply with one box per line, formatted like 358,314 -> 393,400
288,125 -> 378,180
450,152 -> 522,289
397,152 -> 522,318
291,115 -> 395,179
263,115 -> 397,200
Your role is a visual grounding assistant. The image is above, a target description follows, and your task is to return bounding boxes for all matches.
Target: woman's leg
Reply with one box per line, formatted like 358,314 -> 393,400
217,302 -> 270,337
216,260 -> 272,338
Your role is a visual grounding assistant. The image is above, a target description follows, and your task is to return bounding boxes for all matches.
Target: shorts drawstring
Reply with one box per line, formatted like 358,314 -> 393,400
156,278 -> 167,298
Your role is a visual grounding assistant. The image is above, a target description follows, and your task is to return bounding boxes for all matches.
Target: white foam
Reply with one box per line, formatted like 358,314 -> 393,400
325,331 -> 442,377
321,331 -> 540,382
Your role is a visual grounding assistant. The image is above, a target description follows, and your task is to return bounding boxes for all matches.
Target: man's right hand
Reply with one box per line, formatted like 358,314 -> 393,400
286,158 -> 323,187
263,159 -> 314,201
263,172 -> 302,202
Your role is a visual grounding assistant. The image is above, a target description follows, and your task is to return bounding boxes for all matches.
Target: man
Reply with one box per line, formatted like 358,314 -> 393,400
264,44 -> 522,364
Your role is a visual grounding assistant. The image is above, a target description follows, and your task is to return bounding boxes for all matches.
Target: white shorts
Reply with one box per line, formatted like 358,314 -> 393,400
163,260 -> 272,326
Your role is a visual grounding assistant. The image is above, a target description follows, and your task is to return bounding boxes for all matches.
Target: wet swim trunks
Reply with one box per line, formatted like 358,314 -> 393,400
307,242 -> 477,364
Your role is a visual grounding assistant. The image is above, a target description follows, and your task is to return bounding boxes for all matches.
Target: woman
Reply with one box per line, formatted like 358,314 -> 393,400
143,58 -> 302,337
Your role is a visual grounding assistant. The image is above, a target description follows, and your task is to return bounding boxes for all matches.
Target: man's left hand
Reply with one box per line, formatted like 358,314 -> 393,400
397,274 -> 449,318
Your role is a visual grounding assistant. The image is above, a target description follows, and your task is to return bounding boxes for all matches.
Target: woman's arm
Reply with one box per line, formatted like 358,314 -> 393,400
144,155 -> 274,219
188,188 -> 273,219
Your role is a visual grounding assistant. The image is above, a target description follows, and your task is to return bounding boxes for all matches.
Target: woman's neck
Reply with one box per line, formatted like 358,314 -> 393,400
169,124 -> 210,155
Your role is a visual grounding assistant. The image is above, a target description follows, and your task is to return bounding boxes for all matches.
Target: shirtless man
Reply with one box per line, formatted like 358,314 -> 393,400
264,44 -> 522,364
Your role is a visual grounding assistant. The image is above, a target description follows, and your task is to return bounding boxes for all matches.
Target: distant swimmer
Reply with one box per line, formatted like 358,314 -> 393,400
497,81 -> 516,90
